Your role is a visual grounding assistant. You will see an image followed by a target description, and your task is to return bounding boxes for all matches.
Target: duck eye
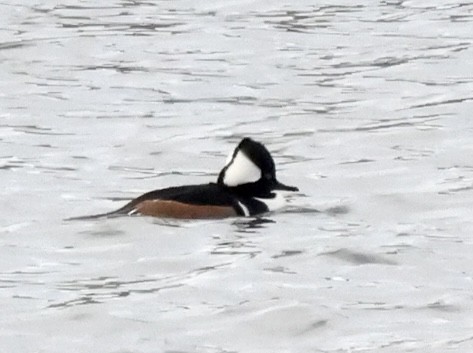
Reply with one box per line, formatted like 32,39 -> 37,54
264,172 -> 272,180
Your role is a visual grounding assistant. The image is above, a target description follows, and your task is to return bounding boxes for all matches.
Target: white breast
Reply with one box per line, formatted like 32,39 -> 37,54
255,192 -> 287,212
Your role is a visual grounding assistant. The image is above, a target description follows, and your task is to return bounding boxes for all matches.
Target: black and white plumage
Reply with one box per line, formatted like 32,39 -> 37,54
69,138 -> 298,220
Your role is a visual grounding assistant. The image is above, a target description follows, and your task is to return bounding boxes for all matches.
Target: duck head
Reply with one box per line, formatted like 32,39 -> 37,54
217,138 -> 298,196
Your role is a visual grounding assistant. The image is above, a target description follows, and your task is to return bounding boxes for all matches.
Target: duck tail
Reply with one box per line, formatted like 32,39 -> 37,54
65,201 -> 137,221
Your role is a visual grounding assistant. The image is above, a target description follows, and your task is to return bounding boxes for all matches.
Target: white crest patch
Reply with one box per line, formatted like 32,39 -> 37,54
223,150 -> 261,187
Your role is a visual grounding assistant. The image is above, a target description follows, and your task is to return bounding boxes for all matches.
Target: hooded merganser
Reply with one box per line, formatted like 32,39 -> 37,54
70,137 -> 298,220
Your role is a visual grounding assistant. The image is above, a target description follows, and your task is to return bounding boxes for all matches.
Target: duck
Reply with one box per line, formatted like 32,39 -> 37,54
70,137 -> 298,220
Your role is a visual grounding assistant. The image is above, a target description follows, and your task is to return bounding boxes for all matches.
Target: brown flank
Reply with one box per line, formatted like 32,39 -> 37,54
134,200 -> 238,219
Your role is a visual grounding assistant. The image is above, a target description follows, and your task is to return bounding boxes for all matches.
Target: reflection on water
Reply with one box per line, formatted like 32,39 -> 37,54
1,0 -> 473,352
319,248 -> 397,265
232,217 -> 275,232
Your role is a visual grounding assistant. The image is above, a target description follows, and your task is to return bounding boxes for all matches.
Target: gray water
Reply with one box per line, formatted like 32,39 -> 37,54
1,1 -> 473,352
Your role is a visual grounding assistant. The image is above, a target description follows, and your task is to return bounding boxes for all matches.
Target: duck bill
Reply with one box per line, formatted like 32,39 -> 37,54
274,180 -> 299,192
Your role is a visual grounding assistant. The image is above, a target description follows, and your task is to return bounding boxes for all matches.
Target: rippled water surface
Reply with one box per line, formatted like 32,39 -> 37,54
1,1 -> 473,352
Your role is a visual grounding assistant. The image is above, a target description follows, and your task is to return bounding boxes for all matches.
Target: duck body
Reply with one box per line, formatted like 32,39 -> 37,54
103,183 -> 271,219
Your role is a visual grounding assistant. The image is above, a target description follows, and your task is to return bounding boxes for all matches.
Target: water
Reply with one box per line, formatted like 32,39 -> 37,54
1,1 -> 473,352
